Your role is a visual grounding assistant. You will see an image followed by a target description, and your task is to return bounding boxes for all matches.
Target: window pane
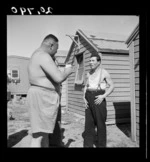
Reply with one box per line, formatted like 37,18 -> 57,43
75,53 -> 84,84
12,70 -> 18,73
12,70 -> 19,78
12,73 -> 18,78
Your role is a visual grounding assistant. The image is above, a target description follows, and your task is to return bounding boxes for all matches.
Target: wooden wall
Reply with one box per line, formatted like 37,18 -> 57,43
134,34 -> 139,143
67,37 -> 130,124
61,78 -> 67,107
7,57 -> 30,95
58,66 -> 67,108
98,53 -> 130,124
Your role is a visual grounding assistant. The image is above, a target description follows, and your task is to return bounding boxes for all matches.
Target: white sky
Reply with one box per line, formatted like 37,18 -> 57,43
7,15 -> 139,57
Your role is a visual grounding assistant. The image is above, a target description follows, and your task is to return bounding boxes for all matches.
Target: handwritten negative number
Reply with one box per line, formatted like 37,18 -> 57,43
11,7 -> 53,15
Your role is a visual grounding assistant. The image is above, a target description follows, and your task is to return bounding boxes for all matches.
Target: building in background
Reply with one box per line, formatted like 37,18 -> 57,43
55,50 -> 68,108
65,29 -> 131,126
7,55 -> 30,100
126,24 -> 139,144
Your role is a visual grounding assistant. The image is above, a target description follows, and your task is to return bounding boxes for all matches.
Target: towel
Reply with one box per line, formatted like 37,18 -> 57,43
27,86 -> 59,133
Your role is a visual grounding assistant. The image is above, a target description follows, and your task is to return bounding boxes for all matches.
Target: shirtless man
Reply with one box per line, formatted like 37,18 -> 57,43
83,52 -> 114,147
27,34 -> 73,147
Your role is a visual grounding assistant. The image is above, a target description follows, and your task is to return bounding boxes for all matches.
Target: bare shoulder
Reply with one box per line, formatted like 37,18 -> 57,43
101,68 -> 111,78
36,51 -> 53,65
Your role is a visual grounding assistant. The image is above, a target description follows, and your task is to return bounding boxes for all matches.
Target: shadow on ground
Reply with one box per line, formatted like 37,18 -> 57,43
7,128 -> 76,148
63,139 -> 76,147
49,127 -> 75,148
7,129 -> 28,148
61,128 -> 75,147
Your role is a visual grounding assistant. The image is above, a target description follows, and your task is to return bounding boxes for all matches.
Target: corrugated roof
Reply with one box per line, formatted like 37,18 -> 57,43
89,39 -> 127,51
80,30 -> 128,52
82,30 -> 127,41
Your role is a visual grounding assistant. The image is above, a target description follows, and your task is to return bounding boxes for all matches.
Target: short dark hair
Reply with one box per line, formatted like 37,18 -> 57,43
90,52 -> 101,62
43,34 -> 58,43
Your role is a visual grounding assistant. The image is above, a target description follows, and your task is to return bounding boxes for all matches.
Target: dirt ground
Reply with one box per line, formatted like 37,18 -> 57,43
7,100 -> 138,148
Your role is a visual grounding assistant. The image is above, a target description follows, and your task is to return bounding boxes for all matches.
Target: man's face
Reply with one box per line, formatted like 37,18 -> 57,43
49,41 -> 59,56
89,57 -> 100,70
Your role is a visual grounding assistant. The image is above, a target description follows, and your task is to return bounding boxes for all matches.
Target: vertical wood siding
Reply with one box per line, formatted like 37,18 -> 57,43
7,57 -> 30,95
134,34 -> 139,143
67,37 -> 130,124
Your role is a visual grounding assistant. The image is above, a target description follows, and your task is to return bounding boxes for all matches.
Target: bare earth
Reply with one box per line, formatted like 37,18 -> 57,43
7,100 -> 138,148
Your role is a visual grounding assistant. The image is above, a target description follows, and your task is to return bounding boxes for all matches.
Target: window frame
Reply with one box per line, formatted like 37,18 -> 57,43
74,52 -> 84,85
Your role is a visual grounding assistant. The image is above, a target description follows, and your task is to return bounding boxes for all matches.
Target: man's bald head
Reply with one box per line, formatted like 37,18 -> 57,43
42,34 -> 58,45
41,34 -> 59,57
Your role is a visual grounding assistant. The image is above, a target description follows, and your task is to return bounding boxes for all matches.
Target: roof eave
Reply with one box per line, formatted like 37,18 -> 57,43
98,48 -> 129,54
65,34 -> 78,64
65,29 -> 98,64
125,23 -> 139,46
77,29 -> 100,52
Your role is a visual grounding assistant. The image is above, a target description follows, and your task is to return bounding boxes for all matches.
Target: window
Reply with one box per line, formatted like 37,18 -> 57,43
11,69 -> 19,79
75,53 -> 84,84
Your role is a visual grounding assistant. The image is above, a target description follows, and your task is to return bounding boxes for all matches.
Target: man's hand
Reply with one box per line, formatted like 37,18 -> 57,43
94,95 -> 105,105
70,64 -> 78,73
64,64 -> 74,74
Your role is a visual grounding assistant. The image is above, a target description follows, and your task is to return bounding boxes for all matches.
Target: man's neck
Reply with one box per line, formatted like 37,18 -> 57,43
93,64 -> 101,72
91,64 -> 101,73
95,64 -> 101,71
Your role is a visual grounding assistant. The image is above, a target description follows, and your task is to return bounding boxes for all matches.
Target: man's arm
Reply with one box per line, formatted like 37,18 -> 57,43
83,73 -> 89,108
40,53 -> 73,83
102,70 -> 114,98
95,69 -> 114,105
83,84 -> 87,98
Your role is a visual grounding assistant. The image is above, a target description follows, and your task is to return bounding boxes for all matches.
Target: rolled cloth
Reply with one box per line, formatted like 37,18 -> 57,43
27,85 -> 59,133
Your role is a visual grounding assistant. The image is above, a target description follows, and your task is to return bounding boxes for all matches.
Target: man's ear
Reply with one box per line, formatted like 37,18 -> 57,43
49,43 -> 53,49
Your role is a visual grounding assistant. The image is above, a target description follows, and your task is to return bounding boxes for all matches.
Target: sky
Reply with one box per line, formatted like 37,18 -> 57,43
7,15 -> 139,58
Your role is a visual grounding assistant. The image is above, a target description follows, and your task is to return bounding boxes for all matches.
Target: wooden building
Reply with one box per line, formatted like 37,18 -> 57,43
65,29 -> 130,124
126,24 -> 139,144
55,50 -> 68,107
7,55 -> 30,97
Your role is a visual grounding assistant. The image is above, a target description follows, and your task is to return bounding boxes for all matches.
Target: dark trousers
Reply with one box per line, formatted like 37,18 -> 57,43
83,90 -> 107,147
48,104 -> 62,147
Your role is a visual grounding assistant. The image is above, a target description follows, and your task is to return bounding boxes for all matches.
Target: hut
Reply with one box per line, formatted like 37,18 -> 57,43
65,29 -> 130,125
7,55 -> 30,99
126,24 -> 139,144
55,50 -> 68,108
